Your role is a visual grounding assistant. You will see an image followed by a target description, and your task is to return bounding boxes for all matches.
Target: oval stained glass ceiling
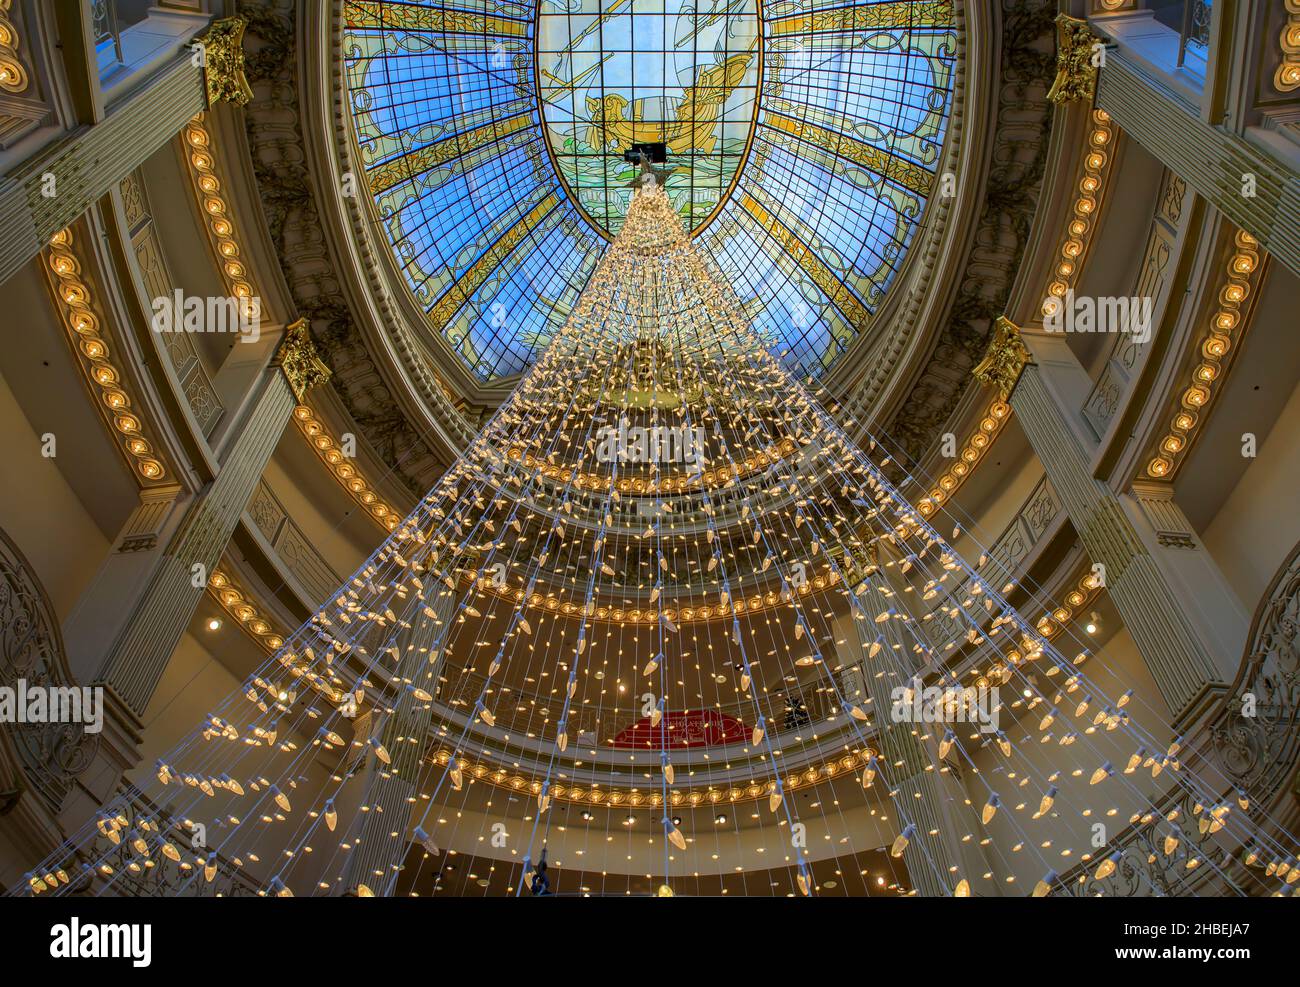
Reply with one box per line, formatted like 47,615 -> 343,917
343,0 -> 956,383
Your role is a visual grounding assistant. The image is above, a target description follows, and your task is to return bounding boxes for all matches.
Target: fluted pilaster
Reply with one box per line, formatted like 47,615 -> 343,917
1011,364 -> 1227,721
0,54 -> 206,287
1096,52 -> 1300,278
94,367 -> 295,714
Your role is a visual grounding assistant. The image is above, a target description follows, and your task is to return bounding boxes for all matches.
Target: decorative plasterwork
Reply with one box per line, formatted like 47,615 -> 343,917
972,316 -> 1030,399
0,0 -> 28,93
45,229 -> 168,485
197,16 -> 254,107
1146,229 -> 1262,479
916,398 -> 1011,519
1046,13 -> 1102,104
274,318 -> 332,402
180,116 -> 256,301
289,403 -> 402,531
1035,569 -> 1105,644
208,566 -> 346,707
178,112 -> 404,527
1040,109 -> 1115,310
967,568 -> 1103,690
1277,1 -> 1300,93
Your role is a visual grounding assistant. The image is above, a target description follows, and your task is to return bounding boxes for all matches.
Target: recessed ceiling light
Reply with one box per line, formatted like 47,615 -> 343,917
207,618 -> 222,632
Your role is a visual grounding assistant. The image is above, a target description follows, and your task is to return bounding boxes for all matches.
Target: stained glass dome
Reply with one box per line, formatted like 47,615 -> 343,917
344,0 -> 956,382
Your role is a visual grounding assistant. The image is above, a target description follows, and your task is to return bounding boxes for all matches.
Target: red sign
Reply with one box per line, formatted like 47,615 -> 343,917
610,710 -> 748,749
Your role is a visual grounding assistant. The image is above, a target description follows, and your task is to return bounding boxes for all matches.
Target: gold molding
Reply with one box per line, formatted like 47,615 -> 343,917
916,399 -> 1011,519
274,318 -> 332,402
1277,0 -> 1300,93
45,229 -> 168,485
181,116 -> 256,301
196,15 -> 253,107
1041,109 -> 1115,309
0,0 -> 29,93
971,569 -> 1104,688
210,565 -> 347,707
209,565 -> 286,652
1146,229 -> 1262,479
972,316 -> 1029,399
1047,14 -> 1103,104
290,403 -> 403,531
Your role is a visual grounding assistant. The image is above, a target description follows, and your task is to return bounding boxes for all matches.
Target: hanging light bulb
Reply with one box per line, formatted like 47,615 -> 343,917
981,793 -> 1000,825
890,824 -> 917,858
663,817 -> 687,851
1163,827 -> 1181,856
862,755 -> 878,789
368,737 -> 392,764
1033,786 -> 1057,820
412,829 -> 441,864
1094,850 -> 1122,881
1032,869 -> 1058,897
660,753 -> 675,785
324,799 -> 337,832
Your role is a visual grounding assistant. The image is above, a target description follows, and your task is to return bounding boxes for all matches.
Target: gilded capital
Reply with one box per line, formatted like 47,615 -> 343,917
1047,14 -> 1103,104
276,319 -> 331,402
972,316 -> 1029,399
196,15 -> 253,107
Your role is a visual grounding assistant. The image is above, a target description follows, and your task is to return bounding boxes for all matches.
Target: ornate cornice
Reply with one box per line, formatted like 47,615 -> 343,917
972,316 -> 1030,399
1040,108 -> 1115,310
274,317 -> 331,402
208,565 -> 286,651
915,397 -> 1011,520
197,16 -> 254,107
1046,13 -> 1102,104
